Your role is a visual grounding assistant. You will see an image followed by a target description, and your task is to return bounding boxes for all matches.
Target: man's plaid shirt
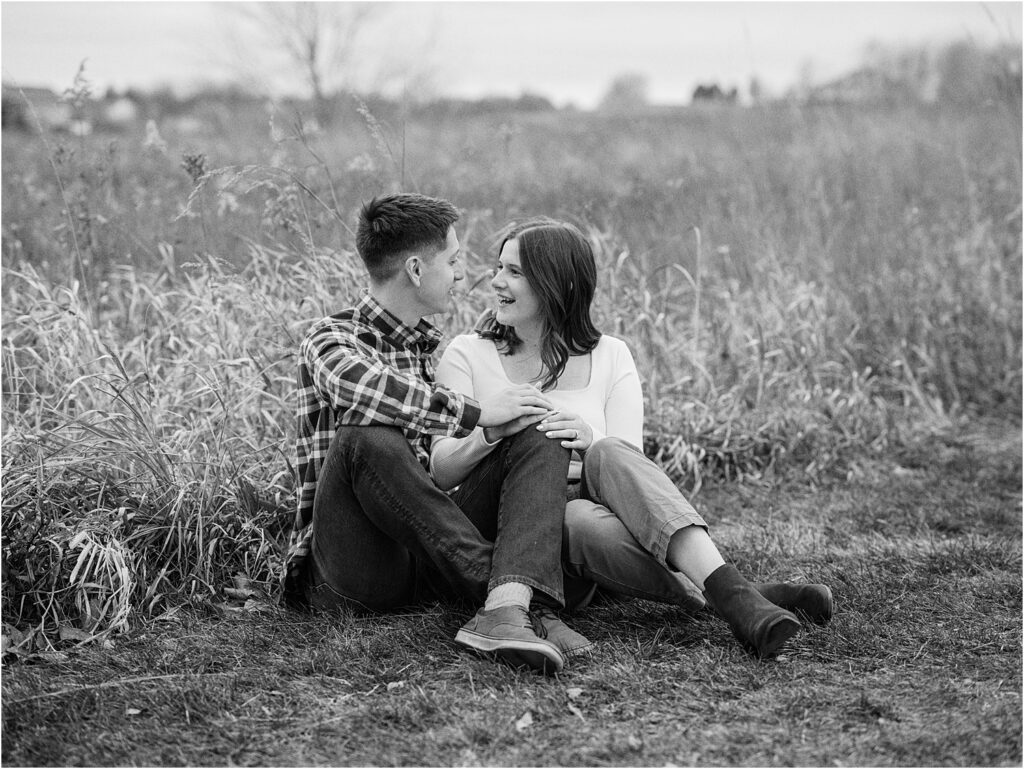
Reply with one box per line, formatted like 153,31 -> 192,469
283,293 -> 481,600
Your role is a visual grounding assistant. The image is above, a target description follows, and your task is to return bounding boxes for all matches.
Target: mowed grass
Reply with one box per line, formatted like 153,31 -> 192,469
3,420 -> 1019,767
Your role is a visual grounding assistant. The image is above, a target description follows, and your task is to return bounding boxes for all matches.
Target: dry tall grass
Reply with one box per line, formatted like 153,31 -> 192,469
2,91 -> 1020,643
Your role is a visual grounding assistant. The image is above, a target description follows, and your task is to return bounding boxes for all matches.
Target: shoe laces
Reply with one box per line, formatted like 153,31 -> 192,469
525,609 -> 550,639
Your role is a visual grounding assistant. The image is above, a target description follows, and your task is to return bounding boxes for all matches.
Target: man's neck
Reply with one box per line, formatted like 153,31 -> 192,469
368,283 -> 426,329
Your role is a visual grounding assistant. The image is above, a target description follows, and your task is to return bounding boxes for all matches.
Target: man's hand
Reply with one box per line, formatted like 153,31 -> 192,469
477,384 -> 553,428
482,411 -> 549,443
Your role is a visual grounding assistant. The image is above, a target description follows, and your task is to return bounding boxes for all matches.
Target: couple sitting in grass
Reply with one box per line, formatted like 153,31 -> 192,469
283,192 -> 833,674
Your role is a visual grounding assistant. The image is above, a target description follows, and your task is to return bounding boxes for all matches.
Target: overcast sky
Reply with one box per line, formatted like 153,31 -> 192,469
2,1 -> 1021,107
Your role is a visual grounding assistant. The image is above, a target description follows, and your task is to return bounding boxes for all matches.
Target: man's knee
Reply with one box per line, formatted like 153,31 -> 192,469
507,421 -> 571,459
322,426 -> 422,487
332,424 -> 410,459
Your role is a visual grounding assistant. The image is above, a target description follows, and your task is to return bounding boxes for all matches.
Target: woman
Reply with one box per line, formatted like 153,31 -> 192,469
430,218 -> 833,659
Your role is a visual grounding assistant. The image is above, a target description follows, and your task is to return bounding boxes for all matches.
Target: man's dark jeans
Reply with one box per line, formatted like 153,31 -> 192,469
305,424 -> 571,611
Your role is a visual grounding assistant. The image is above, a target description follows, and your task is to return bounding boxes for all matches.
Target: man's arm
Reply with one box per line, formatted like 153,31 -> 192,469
302,325 -> 480,438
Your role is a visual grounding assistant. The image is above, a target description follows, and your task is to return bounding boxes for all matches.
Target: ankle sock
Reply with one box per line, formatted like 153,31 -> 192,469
484,582 -> 532,610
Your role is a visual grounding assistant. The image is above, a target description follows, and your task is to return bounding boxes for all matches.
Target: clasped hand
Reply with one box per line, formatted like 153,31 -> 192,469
536,410 -> 592,451
478,384 -> 552,442
477,386 -> 592,450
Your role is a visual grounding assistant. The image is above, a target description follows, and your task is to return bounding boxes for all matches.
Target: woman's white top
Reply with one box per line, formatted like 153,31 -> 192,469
430,333 -> 644,490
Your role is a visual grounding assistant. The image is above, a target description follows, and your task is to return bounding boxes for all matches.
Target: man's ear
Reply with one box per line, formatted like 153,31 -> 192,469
405,255 -> 422,287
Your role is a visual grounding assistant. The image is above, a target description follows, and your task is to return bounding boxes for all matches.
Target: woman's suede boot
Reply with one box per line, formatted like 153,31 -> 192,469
703,564 -> 801,658
754,582 -> 834,625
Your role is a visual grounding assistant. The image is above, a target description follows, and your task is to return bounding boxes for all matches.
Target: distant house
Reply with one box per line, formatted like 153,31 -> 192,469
1,85 -> 73,130
691,83 -> 739,105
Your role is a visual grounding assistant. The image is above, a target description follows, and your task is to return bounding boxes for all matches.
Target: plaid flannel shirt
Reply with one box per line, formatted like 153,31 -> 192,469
283,293 -> 481,601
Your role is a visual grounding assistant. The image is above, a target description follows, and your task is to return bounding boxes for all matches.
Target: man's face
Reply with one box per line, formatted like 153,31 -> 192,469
417,225 -> 463,315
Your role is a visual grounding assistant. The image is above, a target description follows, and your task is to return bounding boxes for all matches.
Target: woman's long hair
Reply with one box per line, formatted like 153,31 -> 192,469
476,218 -> 601,391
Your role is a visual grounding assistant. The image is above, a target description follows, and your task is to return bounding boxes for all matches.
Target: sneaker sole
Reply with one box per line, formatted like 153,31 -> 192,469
455,629 -> 564,674
561,639 -> 596,656
496,647 -> 563,675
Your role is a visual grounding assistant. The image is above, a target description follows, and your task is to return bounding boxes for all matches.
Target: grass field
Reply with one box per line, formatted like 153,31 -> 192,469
1,82 -> 1021,765
3,419 -> 1019,766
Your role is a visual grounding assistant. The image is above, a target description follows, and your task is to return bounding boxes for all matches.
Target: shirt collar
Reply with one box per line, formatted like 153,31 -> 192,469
356,293 -> 443,354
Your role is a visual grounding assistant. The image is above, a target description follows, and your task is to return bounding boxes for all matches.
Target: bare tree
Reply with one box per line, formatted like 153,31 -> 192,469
217,2 -> 383,121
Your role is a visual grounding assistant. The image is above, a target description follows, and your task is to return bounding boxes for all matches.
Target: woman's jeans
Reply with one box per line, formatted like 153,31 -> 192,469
562,437 -> 708,611
305,424 -> 570,611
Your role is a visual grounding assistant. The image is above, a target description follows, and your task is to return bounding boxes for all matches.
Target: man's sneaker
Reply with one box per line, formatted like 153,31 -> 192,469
534,608 -> 594,657
455,605 -> 564,674
754,582 -> 835,625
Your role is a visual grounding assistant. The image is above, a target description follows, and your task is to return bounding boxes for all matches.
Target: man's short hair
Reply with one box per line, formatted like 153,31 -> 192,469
356,193 -> 459,282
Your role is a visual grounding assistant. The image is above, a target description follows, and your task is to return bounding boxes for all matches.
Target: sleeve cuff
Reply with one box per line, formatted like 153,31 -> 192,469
430,426 -> 501,490
459,397 -> 481,434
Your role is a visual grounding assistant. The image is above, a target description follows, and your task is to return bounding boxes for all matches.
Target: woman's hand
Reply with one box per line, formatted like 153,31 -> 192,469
536,410 -> 593,451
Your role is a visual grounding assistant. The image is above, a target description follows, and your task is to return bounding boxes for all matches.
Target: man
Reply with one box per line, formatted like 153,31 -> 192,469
283,192 -> 587,674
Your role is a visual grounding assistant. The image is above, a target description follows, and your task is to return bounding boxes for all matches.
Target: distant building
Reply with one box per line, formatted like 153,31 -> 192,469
691,83 -> 739,105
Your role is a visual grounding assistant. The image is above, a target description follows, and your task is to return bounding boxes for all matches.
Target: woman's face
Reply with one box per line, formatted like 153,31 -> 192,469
491,238 -> 542,330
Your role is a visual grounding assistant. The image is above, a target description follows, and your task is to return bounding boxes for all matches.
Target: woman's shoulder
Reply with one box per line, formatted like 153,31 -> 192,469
592,335 -> 639,380
594,334 -> 634,358
442,332 -> 495,357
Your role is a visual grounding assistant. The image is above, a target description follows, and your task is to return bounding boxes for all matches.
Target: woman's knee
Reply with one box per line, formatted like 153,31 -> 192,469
564,498 -> 597,534
564,498 -> 627,549
585,436 -> 641,475
588,436 -> 637,459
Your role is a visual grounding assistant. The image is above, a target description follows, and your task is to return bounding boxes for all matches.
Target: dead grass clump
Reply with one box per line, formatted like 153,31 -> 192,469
1,245 -> 366,641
